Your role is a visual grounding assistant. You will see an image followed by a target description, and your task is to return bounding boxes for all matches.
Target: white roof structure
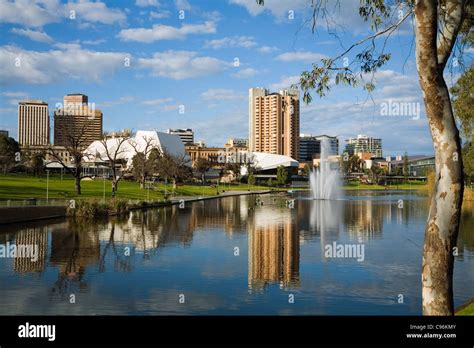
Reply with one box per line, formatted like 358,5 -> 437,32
84,130 -> 186,167
240,152 -> 298,175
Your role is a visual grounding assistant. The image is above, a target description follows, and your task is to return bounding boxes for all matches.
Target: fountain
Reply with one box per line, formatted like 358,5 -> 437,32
309,137 -> 341,200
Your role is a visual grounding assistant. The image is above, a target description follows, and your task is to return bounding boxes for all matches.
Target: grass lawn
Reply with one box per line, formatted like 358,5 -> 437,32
342,181 -> 428,190
0,174 -> 270,201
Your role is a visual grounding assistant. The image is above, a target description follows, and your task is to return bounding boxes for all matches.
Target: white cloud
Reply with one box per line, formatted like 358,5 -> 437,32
174,0 -> 191,10
0,107 -> 16,114
142,97 -> 173,105
0,0 -> 61,27
135,0 -> 160,7
275,51 -> 326,63
0,0 -> 126,27
0,44 -> 130,85
65,1 -> 126,25
101,96 -> 135,107
269,75 -> 300,91
464,47 -> 474,54
231,0 -> 413,36
118,21 -> 216,43
1,91 -> 29,98
138,50 -> 230,79
82,39 -> 106,45
10,28 -> 54,43
257,45 -> 278,54
232,67 -> 258,78
149,10 -> 171,19
229,0 -> 308,18
201,88 -> 245,101
161,105 -> 179,111
204,36 -> 257,49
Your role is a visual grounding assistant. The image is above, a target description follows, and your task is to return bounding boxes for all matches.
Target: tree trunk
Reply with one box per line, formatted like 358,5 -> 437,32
112,180 -> 118,196
111,167 -> 118,195
75,174 -> 81,195
414,0 -> 464,315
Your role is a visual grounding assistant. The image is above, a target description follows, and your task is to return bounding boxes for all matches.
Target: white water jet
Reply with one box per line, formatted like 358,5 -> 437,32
310,137 -> 341,200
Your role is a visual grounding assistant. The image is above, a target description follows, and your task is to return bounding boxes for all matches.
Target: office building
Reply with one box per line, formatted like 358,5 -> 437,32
18,100 -> 49,146
0,130 -> 8,137
167,128 -> 194,145
249,88 -> 300,159
299,135 -> 320,161
315,135 -> 338,155
299,134 -> 339,161
226,138 -> 248,149
54,94 -> 102,148
248,87 -> 267,152
345,134 -> 382,157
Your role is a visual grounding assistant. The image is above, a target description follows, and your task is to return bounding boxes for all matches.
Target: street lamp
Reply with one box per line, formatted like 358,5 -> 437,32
103,168 -> 106,202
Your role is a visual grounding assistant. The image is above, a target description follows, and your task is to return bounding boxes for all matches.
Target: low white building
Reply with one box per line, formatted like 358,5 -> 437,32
239,152 -> 299,175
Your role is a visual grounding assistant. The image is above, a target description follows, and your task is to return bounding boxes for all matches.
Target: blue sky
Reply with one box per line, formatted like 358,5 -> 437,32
0,0 -> 469,155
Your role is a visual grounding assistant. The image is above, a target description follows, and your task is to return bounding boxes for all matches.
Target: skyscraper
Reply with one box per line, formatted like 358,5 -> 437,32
249,88 -> 300,159
18,100 -> 50,146
248,87 -> 267,152
54,94 -> 103,148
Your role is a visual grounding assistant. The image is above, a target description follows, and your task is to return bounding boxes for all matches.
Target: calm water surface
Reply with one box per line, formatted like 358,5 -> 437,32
0,191 -> 473,315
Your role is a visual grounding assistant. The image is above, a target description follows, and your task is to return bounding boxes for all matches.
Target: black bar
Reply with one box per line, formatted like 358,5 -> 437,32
0,316 -> 472,346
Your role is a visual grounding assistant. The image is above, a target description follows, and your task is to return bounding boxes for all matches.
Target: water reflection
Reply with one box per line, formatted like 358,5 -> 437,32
248,205 -> 300,290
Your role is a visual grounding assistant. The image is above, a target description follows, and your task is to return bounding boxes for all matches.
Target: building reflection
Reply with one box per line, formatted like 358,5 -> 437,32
49,220 -> 100,295
247,197 -> 300,290
344,200 -> 384,241
308,199 -> 342,258
107,196 -> 250,252
2,193 -> 474,301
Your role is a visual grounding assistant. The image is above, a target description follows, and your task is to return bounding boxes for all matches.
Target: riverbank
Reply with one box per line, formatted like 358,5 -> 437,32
0,189 -> 274,223
456,300 -> 474,315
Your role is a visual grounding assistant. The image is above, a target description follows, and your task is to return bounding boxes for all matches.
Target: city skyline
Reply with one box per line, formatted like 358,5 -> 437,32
0,0 -> 465,155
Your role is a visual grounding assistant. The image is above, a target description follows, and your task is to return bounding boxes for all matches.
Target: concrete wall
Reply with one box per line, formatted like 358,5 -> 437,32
0,205 -> 67,225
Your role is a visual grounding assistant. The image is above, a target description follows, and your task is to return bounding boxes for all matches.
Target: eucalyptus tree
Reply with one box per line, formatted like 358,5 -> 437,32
257,0 -> 471,315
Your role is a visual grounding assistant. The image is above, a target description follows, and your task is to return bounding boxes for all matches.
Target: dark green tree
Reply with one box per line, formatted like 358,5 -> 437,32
450,66 -> 473,138
247,171 -> 256,186
0,135 -> 20,173
195,157 -> 211,183
403,152 -> 410,182
276,165 -> 289,187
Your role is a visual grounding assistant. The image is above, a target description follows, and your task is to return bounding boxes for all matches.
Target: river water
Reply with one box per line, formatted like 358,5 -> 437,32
0,191 -> 473,315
